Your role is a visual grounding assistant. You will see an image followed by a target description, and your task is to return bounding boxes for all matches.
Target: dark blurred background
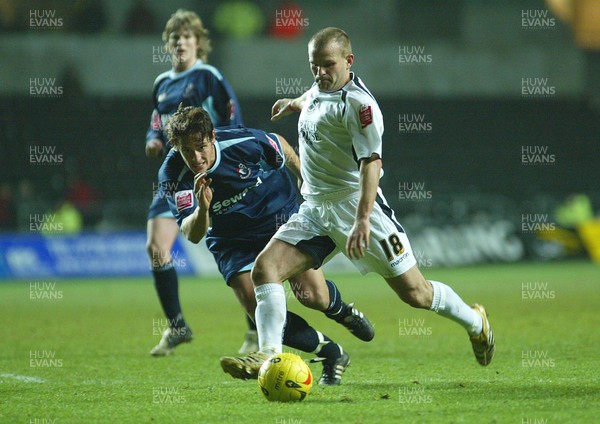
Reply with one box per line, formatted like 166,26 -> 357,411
1,0 -> 599,266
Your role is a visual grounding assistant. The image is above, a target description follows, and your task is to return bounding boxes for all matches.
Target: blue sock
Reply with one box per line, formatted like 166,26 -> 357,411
152,262 -> 186,328
283,312 -> 341,360
324,280 -> 348,322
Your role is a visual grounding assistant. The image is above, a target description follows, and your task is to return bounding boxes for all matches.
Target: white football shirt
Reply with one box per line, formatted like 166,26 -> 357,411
298,72 -> 384,198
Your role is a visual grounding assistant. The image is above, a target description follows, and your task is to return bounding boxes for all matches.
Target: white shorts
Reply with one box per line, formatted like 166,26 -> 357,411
274,189 -> 417,278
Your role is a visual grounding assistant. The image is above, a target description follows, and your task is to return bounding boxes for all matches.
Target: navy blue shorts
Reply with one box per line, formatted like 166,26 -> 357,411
206,203 -> 299,285
147,189 -> 173,220
206,233 -> 273,285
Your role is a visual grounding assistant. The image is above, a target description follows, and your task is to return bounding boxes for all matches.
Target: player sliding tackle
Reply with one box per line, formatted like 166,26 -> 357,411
162,105 -> 375,385
228,27 -> 495,375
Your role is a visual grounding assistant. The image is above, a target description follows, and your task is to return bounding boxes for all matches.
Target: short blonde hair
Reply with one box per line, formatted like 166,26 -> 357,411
309,27 -> 352,57
162,9 -> 212,62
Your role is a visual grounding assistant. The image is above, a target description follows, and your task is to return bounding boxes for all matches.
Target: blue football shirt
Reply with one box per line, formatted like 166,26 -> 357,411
160,126 -> 297,238
146,59 -> 243,152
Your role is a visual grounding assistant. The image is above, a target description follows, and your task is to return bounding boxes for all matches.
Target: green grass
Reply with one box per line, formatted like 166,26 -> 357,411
1,261 -> 599,423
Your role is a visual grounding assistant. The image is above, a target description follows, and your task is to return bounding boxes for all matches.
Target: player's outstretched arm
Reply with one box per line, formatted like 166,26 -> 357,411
346,155 -> 382,259
271,91 -> 309,121
276,134 -> 302,183
180,173 -> 212,243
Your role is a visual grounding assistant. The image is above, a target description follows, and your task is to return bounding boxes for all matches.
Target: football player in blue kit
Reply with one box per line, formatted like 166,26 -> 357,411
159,105 -> 374,385
145,10 -> 253,356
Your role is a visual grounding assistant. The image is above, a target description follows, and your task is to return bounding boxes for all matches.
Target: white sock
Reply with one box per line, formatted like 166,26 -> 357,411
429,280 -> 482,336
255,283 -> 286,354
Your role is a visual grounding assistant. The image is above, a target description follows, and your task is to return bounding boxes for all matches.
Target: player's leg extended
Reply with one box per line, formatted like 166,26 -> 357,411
251,238 -> 313,355
222,271 -> 350,384
147,216 -> 192,356
385,265 -> 495,365
289,269 -> 374,341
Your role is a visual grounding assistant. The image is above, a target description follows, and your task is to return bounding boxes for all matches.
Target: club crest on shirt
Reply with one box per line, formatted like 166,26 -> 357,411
359,105 -> 373,129
237,163 -> 251,179
175,190 -> 194,212
157,92 -> 168,103
307,98 -> 320,114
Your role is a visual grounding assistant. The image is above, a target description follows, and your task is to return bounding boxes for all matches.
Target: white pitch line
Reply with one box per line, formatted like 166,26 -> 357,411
0,373 -> 46,383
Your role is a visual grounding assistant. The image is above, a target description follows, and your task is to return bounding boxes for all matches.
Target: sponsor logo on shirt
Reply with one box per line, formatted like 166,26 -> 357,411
359,105 -> 373,129
212,177 -> 262,214
299,121 -> 321,147
175,190 -> 194,212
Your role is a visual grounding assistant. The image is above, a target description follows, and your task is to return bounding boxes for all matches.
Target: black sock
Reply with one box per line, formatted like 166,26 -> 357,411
282,312 -> 341,360
246,314 -> 257,331
324,280 -> 349,322
152,262 -> 186,328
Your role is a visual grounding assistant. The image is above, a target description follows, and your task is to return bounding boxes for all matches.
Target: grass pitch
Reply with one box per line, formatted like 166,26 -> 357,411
1,261 -> 599,423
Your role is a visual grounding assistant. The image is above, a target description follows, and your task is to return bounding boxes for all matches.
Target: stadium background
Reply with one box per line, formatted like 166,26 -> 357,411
0,0 -> 599,276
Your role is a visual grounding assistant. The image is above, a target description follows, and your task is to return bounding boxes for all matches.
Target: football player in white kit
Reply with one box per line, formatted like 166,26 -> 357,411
227,27 -> 495,380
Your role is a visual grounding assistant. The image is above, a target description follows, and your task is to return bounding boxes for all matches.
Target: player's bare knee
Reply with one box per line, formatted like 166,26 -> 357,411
250,260 -> 270,286
145,240 -> 157,260
146,240 -> 170,267
252,251 -> 282,284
